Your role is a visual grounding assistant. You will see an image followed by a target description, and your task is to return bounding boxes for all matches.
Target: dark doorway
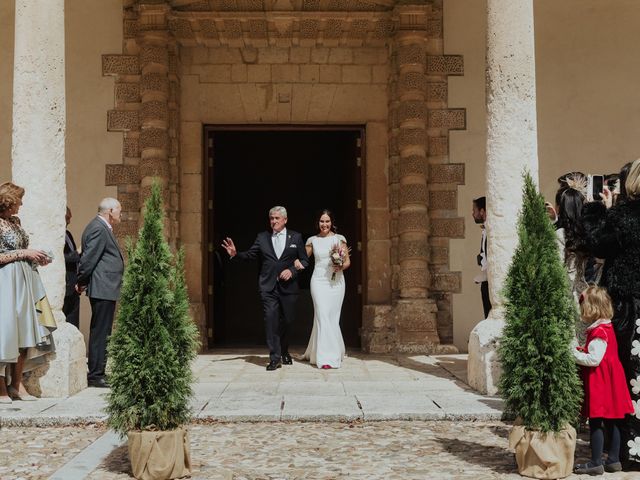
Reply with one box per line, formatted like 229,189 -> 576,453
205,127 -> 364,350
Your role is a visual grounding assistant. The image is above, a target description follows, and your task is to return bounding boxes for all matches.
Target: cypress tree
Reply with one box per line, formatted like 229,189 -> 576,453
498,172 -> 582,432
106,183 -> 197,435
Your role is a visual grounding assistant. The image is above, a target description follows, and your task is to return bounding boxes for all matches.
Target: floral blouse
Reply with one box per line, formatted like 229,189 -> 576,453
0,216 -> 29,265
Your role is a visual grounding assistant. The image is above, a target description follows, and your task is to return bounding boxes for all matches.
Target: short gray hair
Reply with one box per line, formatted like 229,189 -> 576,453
269,206 -> 287,218
98,197 -> 120,213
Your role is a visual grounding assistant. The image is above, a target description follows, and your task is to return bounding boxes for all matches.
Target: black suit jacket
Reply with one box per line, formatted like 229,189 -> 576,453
64,229 -> 80,297
235,230 -> 309,294
77,217 -> 125,301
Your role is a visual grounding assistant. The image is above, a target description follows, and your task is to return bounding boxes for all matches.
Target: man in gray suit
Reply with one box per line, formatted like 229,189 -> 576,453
77,198 -> 124,388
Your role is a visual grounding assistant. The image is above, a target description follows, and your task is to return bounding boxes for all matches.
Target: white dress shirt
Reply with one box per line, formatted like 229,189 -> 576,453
572,319 -> 610,367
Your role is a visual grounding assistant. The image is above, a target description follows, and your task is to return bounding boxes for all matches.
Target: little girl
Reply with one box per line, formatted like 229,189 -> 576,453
573,286 -> 634,475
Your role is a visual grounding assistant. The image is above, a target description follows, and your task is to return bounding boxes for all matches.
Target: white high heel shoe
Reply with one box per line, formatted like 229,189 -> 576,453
8,386 -> 37,401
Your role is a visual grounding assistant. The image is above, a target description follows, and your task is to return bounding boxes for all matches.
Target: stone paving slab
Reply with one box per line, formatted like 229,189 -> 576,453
281,394 -> 363,421
0,352 -> 506,426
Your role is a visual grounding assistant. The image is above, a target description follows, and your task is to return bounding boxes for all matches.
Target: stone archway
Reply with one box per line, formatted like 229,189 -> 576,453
102,0 -> 467,354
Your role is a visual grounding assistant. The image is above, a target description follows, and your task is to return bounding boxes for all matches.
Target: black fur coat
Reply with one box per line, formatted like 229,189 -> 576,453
582,198 -> 640,462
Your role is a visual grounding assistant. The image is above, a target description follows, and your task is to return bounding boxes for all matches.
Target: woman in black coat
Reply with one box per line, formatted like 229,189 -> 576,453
582,158 -> 640,465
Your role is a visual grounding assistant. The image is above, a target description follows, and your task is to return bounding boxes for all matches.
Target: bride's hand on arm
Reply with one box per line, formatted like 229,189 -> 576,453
341,241 -> 351,271
294,259 -> 305,270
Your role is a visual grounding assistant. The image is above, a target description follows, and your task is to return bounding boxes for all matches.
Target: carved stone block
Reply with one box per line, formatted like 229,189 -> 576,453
426,55 -> 464,76
224,20 -> 243,39
399,155 -> 427,178
140,73 -> 170,96
102,55 -> 139,76
114,220 -> 139,240
139,127 -> 168,150
428,109 -> 466,130
168,18 -> 195,39
300,19 -> 320,39
398,211 -> 428,233
398,72 -> 427,94
432,272 -> 462,293
396,101 -> 427,124
429,246 -> 448,265
430,217 -> 464,238
106,164 -> 139,186
124,19 -> 139,38
107,110 -> 140,132
372,19 -> 394,39
398,267 -> 429,291
428,190 -> 457,210
249,19 -> 267,39
139,157 -> 170,179
397,128 -> 427,151
123,137 -> 140,158
399,183 -> 428,206
429,163 -> 465,184
397,44 -> 426,67
427,82 -> 447,103
140,184 -> 171,205
141,101 -> 169,124
399,239 -> 428,260
428,136 -> 448,156
140,45 -> 169,69
118,192 -> 139,212
198,19 -> 219,39
115,83 -> 141,103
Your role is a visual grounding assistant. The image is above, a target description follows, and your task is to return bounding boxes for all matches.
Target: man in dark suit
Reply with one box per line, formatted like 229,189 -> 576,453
472,196 -> 491,318
222,206 -> 309,371
63,207 -> 80,329
76,198 -> 124,388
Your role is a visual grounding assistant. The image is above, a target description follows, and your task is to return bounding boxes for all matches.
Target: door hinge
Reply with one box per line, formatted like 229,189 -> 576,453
208,138 -> 213,148
208,242 -> 213,252
208,200 -> 213,210
356,199 -> 362,209
208,285 -> 213,295
208,157 -> 213,168
208,328 -> 213,338
356,137 -> 361,148
357,241 -> 362,251
356,156 -> 361,167
357,284 -> 362,294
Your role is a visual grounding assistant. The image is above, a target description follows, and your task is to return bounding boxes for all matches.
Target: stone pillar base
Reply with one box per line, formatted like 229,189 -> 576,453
361,301 -> 458,354
361,305 -> 396,353
24,322 -> 87,397
394,299 -> 458,354
467,314 -> 504,395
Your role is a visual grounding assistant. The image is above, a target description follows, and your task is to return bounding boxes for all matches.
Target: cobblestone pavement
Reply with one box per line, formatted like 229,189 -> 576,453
0,424 -> 105,480
3,421 -> 637,479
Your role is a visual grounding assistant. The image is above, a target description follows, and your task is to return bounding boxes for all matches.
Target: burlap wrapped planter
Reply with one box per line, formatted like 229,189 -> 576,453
508,424 -> 576,479
128,428 -> 191,480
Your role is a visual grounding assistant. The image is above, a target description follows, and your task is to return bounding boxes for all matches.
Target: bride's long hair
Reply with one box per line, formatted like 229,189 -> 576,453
315,209 -> 338,234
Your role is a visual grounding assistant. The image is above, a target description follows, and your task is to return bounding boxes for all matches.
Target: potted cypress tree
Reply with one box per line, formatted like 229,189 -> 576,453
106,183 -> 199,480
499,173 -> 582,479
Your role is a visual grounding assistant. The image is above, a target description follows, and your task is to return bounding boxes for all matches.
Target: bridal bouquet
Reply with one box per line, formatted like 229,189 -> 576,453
329,243 -> 350,281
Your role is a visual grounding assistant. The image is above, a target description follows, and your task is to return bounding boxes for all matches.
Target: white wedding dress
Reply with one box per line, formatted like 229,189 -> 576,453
302,234 -> 347,368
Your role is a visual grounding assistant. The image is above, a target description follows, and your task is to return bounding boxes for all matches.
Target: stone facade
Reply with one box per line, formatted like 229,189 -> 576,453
103,0 -> 465,353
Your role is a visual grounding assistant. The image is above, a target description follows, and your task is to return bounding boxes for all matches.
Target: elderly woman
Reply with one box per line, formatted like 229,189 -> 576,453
582,159 -> 640,466
0,182 -> 55,403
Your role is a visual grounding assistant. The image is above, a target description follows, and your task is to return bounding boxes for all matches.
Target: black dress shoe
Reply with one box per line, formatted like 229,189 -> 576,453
88,378 -> 109,388
266,360 -> 282,371
282,353 -> 293,365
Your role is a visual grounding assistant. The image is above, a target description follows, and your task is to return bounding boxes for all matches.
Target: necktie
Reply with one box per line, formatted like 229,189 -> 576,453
274,233 -> 284,258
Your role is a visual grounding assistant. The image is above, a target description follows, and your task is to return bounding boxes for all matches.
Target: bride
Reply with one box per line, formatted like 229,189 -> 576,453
296,210 -> 350,369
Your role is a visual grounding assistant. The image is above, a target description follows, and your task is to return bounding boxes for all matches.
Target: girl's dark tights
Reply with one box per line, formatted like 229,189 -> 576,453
590,417 -> 622,465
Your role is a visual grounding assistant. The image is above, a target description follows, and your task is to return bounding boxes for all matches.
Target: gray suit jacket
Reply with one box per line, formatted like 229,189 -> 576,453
77,217 -> 124,301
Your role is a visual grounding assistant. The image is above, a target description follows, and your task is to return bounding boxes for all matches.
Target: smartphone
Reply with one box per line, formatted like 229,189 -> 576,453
587,174 -> 604,201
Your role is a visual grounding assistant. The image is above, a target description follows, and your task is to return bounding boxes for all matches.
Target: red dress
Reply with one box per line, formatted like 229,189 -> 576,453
582,323 -> 634,418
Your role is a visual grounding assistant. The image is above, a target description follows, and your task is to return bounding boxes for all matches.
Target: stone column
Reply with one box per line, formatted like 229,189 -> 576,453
467,0 -> 539,394
137,2 -> 179,244
390,4 -> 440,352
12,0 -> 86,397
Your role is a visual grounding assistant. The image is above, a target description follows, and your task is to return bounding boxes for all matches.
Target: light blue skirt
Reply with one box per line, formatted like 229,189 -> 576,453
0,260 -> 56,376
